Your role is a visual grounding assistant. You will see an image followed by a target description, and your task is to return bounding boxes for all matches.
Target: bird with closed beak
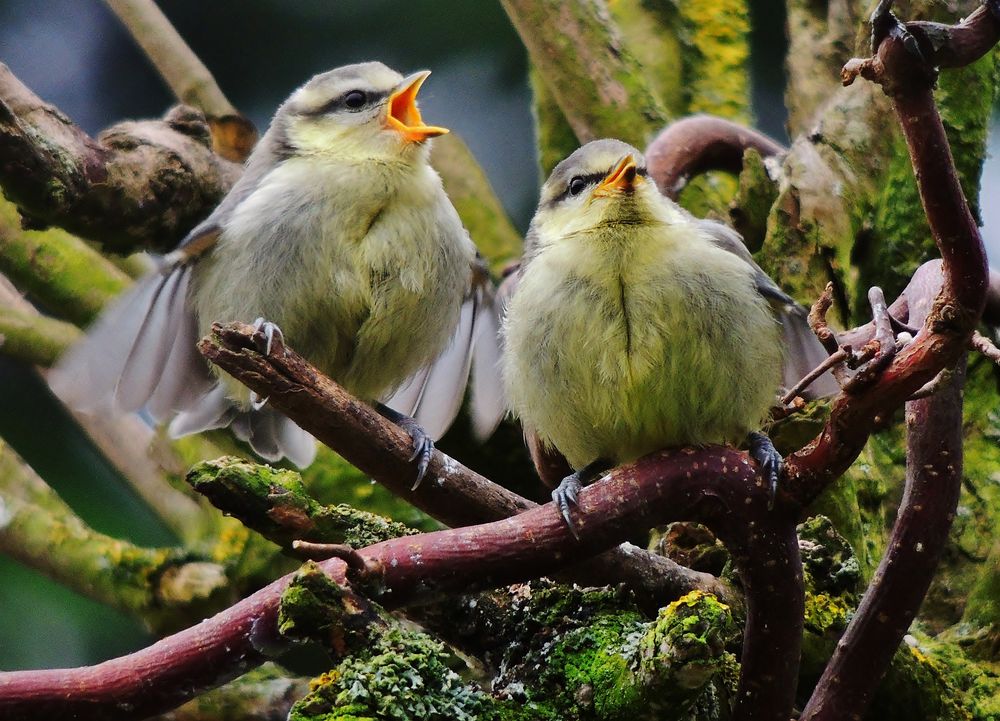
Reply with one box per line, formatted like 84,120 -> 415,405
51,62 -> 496,483
502,139 -> 798,531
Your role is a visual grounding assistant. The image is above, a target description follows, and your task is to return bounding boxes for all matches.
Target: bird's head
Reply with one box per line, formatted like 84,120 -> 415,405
529,139 -> 668,247
277,62 -> 448,162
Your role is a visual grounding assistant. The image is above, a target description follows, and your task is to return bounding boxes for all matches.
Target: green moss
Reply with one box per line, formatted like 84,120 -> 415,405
289,627 -> 486,721
729,149 -> 779,252
0,197 -> 130,325
530,65 -> 581,178
188,456 -> 413,550
491,585 -> 735,719
860,49 -> 999,306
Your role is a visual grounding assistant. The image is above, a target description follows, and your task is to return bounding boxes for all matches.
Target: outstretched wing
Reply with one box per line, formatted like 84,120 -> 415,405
384,256 -> 505,441
50,127 -> 317,467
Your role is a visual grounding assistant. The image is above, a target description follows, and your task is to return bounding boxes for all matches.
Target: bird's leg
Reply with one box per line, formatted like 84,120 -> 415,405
748,431 -> 783,509
376,403 -> 434,490
248,318 -> 286,410
553,458 -> 613,537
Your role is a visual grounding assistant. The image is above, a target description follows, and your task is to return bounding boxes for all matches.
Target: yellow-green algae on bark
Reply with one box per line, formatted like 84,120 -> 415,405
0,304 -> 80,366
501,0 -> 668,148
186,456 -> 413,550
0,197 -> 130,326
0,438 -> 231,632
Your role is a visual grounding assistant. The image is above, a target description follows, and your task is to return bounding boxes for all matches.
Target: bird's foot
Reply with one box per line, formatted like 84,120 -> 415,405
251,317 -> 285,356
748,432 -> 783,509
249,318 -> 286,410
552,473 -> 583,537
552,458 -> 612,538
377,403 -> 434,490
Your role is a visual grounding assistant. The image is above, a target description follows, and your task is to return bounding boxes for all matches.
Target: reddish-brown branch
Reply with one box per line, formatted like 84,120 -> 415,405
198,322 -> 731,610
802,360 -> 966,720
0,442 -> 800,721
0,63 -> 239,254
785,11 -> 990,508
905,1 -> 1000,69
644,115 -> 786,199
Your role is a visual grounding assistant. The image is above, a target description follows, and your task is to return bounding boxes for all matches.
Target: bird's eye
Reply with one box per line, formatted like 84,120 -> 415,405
343,90 -> 367,109
568,176 -> 587,196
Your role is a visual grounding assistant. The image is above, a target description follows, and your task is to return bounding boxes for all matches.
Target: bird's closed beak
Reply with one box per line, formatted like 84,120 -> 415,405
386,71 -> 449,143
592,155 -> 642,197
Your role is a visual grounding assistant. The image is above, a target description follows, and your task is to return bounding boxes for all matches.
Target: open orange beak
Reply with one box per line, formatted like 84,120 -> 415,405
386,71 -> 449,143
592,154 -> 642,197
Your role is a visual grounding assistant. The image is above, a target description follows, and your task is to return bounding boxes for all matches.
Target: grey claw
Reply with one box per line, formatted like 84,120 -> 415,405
552,474 -> 583,539
748,432 -> 783,510
409,435 -> 434,491
252,317 -> 285,356
249,390 -> 269,411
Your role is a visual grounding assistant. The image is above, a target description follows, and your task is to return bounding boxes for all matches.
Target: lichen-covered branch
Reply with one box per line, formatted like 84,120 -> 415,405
500,0 -> 667,147
0,64 -> 241,254
0,198 -> 130,324
187,456 -> 413,550
0,439 -> 230,632
0,303 -> 79,366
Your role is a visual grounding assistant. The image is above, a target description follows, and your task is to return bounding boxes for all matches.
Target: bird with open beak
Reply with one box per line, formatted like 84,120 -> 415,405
51,62 -> 495,483
502,139 -> 790,530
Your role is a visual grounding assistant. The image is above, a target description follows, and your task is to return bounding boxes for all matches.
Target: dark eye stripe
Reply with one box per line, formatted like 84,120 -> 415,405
546,166 -> 648,206
303,89 -> 390,116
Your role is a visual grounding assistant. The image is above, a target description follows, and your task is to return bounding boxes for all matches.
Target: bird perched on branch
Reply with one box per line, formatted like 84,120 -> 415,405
51,62 -> 498,479
502,139 -> 828,530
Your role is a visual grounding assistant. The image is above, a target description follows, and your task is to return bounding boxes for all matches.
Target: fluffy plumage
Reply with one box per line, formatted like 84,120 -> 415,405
50,62 -> 488,467
502,139 -> 784,470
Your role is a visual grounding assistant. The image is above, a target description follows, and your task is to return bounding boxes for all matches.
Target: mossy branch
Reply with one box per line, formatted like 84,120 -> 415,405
0,439 -> 231,632
501,0 -> 668,147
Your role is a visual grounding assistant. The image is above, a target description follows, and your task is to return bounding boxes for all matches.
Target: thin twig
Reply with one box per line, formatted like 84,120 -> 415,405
970,330 -> 1000,364
781,348 -> 849,405
104,0 -> 235,117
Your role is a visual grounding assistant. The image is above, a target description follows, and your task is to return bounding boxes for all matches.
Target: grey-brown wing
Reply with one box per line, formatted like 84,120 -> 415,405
697,218 -> 839,399
384,255 -> 505,441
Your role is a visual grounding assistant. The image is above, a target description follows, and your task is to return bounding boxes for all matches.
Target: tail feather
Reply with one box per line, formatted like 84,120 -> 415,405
168,384 -> 237,437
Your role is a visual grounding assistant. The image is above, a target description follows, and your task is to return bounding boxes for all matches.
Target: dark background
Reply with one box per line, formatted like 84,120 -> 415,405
0,0 -> 996,670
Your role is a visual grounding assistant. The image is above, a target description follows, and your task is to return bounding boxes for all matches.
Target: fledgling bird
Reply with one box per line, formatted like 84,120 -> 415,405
51,62 -> 496,479
502,139 -> 801,529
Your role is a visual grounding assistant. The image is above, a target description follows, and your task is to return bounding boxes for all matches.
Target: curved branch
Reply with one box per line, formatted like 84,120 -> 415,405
0,434 -> 797,721
801,360 -> 966,720
645,114 -> 786,199
197,322 -> 731,610
785,7 -> 990,508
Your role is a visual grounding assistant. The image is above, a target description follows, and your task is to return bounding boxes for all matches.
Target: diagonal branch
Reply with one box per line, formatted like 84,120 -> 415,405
198,322 -> 731,611
0,429 -> 796,721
